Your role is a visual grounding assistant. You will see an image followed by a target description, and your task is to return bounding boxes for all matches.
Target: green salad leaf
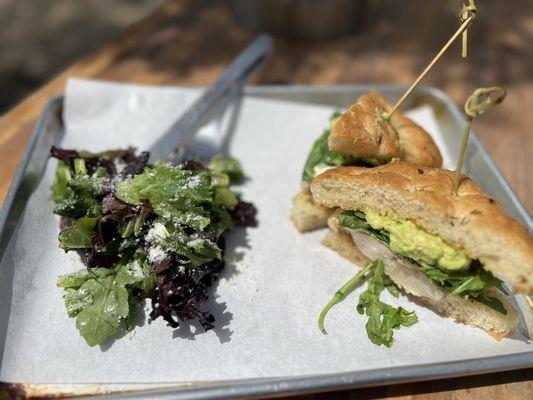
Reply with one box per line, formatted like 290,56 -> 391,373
116,163 -> 214,230
419,261 -> 508,314
208,154 -> 245,184
51,159 -> 107,219
51,161 -> 73,203
356,260 -> 418,347
146,219 -> 222,267
59,217 -> 98,249
338,211 -> 389,243
57,253 -> 156,346
302,127 -> 348,184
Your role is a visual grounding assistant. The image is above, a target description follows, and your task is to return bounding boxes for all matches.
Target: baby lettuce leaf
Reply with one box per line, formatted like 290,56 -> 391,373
51,161 -> 73,203
208,154 -> 245,184
57,253 -> 156,346
356,260 -> 418,347
116,163 -> 214,230
59,217 -> 98,249
51,159 -> 107,219
146,219 -> 222,267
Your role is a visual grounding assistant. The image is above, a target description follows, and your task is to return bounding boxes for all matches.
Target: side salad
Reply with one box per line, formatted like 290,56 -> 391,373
50,147 -> 256,346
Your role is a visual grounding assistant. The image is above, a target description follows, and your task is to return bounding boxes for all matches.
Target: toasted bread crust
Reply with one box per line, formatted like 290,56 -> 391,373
310,163 -> 533,293
324,229 -> 518,339
329,92 -> 442,167
290,188 -> 334,232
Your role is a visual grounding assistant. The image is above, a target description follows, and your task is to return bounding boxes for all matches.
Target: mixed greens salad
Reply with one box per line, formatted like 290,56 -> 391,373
50,147 -> 256,346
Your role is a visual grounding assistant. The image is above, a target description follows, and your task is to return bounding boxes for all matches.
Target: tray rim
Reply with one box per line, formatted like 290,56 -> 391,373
0,84 -> 531,399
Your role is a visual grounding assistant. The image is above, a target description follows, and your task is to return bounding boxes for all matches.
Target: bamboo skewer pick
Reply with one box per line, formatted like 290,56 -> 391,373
381,1 -> 477,122
461,0 -> 477,57
453,87 -> 507,193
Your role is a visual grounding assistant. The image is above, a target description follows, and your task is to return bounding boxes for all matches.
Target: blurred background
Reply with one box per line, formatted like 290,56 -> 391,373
1,0 -> 531,111
0,0 -> 531,209
0,0 -> 165,112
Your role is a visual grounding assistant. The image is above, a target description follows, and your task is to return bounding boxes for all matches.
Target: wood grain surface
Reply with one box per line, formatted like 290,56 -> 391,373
0,0 -> 531,399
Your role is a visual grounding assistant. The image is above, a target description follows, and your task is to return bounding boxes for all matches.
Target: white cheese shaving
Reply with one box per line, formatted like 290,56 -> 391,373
148,245 -> 168,263
129,260 -> 144,279
146,222 -> 169,243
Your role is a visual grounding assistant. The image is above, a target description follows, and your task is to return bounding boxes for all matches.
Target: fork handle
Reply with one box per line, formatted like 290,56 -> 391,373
149,34 -> 274,161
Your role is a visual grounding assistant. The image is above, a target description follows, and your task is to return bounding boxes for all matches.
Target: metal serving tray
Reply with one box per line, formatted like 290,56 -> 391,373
0,85 -> 531,399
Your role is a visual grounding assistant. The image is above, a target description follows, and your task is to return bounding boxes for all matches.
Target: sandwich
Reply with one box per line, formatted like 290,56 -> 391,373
310,163 -> 533,339
291,91 -> 442,233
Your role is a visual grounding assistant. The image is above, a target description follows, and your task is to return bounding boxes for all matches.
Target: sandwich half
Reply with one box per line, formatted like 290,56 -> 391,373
310,163 -> 533,339
291,91 -> 442,233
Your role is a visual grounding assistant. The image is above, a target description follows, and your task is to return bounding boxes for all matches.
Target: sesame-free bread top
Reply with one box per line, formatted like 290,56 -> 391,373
310,163 -> 533,293
329,91 -> 442,167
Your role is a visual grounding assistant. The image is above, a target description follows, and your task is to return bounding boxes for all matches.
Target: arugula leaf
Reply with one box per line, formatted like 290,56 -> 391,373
302,129 -> 348,184
59,217 -> 98,249
338,211 -> 390,243
475,296 -> 508,315
208,154 -> 245,184
318,262 -> 373,334
318,260 -> 417,347
384,277 -> 400,297
57,254 -> 156,346
419,261 -> 508,314
212,204 -> 235,236
116,163 -> 214,230
356,260 -> 418,347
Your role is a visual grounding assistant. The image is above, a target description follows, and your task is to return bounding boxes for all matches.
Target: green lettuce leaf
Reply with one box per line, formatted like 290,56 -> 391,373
146,219 -> 222,267
214,186 -> 238,208
51,161 -> 73,203
208,154 -> 245,184
116,163 -> 214,230
302,129 -> 348,184
59,217 -> 98,249
57,253 -> 156,346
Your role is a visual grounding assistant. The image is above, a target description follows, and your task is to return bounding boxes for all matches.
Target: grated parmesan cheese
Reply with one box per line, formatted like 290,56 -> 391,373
146,222 -> 169,242
148,245 -> 168,263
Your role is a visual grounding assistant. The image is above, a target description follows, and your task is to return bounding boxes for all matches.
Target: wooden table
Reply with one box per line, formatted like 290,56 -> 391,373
0,0 -> 531,398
